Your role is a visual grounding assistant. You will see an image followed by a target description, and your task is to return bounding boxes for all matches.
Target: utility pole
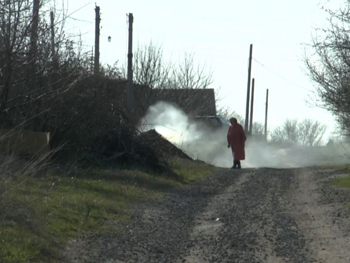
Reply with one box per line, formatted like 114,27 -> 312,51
249,78 -> 255,135
265,89 -> 269,141
30,0 -> 40,64
50,11 -> 58,71
91,46 -> 94,73
127,13 -> 134,112
245,44 -> 253,133
50,11 -> 55,59
94,5 -> 100,75
49,11 -> 58,92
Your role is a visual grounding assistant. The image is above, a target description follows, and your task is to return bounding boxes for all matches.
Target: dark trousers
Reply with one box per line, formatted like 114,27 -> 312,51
233,160 -> 241,169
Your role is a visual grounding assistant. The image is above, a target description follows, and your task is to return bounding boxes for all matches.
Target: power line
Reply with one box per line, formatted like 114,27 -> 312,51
67,17 -> 93,23
52,2 -> 92,28
253,58 -> 313,92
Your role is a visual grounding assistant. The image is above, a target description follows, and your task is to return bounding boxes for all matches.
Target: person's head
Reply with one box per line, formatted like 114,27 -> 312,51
229,117 -> 237,125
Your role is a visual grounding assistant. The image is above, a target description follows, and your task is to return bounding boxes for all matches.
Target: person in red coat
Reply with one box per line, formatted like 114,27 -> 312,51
227,117 -> 247,169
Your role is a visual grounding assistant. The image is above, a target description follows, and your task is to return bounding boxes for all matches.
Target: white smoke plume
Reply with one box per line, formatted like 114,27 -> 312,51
140,102 -> 350,168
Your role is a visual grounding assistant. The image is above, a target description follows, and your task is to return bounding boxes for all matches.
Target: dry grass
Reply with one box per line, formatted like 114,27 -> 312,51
0,156 -> 218,263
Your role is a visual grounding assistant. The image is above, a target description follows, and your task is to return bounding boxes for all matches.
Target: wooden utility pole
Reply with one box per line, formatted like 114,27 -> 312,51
50,11 -> 55,58
265,89 -> 269,141
91,46 -> 94,73
249,78 -> 255,135
94,6 -> 100,75
245,44 -> 253,133
50,11 -> 58,71
127,13 -> 134,112
30,0 -> 40,64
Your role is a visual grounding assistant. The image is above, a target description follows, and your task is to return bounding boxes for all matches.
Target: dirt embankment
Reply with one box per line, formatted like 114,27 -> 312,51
64,167 -> 350,263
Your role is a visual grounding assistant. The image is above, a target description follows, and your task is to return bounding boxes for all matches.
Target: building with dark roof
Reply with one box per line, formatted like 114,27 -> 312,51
102,80 -> 217,119
150,88 -> 217,117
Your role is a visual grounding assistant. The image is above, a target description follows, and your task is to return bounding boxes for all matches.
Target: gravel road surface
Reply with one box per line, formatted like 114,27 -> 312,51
64,167 -> 350,263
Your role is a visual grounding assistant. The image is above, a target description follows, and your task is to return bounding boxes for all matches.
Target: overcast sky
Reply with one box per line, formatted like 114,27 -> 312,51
48,0 -> 345,138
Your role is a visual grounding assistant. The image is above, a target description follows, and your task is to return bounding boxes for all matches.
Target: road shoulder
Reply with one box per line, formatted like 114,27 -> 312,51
292,167 -> 350,263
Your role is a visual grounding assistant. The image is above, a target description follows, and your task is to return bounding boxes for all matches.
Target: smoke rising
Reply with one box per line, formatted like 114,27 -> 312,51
140,102 -> 350,168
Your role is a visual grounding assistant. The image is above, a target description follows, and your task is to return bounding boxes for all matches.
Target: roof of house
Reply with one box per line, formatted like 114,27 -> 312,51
104,80 -> 217,118
150,88 -> 217,116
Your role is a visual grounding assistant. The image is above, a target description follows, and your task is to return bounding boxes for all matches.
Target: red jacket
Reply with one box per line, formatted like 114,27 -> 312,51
227,123 -> 247,160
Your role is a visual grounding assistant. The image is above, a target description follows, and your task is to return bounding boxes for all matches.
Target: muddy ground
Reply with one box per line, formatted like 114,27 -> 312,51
64,167 -> 350,263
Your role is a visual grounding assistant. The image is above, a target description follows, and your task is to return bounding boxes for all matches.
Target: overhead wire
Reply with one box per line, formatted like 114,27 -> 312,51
67,17 -> 93,23
253,57 -> 313,92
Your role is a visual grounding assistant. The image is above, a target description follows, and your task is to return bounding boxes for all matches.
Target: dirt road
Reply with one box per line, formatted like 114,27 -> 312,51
65,167 -> 350,263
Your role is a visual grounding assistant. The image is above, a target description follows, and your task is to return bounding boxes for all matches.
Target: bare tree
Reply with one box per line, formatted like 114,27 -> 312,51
133,42 -> 173,89
132,44 -> 213,90
130,43 -> 216,119
270,127 -> 287,144
270,119 -> 299,145
305,1 -> 350,136
0,0 -> 34,113
299,119 -> 327,146
284,119 -> 299,144
216,107 -> 244,124
270,119 -> 327,146
173,53 -> 213,89
252,122 -> 264,137
0,0 -> 92,131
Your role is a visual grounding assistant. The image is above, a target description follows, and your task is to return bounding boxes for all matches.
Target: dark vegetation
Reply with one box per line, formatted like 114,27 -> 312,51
0,1 -> 213,170
0,1 -> 218,262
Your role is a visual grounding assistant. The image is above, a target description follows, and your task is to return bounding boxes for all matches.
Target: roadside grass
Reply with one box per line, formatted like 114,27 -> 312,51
331,176 -> 350,188
169,157 -> 220,183
329,163 -> 350,194
327,164 -> 350,188
0,157 -> 217,263
335,163 -> 350,172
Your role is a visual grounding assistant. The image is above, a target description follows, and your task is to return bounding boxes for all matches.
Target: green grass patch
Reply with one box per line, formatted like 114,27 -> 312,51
329,164 -> 350,189
0,224 -> 41,263
169,158 -> 219,183
0,158 -> 217,263
331,176 -> 350,188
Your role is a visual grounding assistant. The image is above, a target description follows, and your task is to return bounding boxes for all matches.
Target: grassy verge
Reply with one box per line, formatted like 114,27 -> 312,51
331,177 -> 350,188
0,157 -> 217,263
329,164 -> 350,188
